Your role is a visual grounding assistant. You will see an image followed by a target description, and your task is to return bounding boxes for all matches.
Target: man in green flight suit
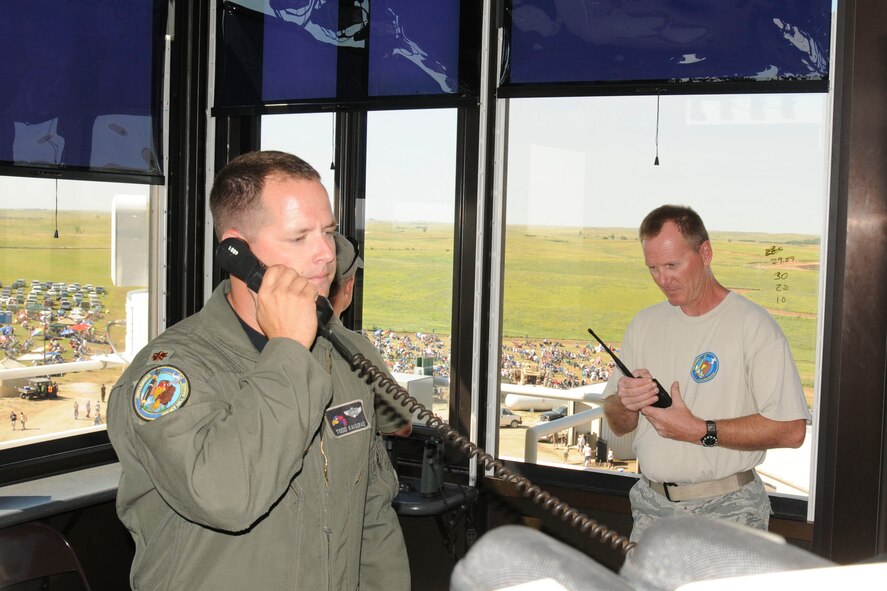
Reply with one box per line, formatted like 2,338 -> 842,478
107,150 -> 411,590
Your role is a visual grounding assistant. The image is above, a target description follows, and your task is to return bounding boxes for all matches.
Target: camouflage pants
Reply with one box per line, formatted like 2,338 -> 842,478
629,473 -> 771,543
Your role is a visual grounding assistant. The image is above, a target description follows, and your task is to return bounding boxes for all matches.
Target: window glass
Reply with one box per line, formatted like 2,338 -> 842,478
0,177 -> 151,449
260,112 -> 335,200
364,109 -> 457,422
259,109 -> 457,424
497,94 -> 827,502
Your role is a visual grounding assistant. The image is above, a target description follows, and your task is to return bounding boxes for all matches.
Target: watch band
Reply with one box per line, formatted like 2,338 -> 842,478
701,420 -> 718,447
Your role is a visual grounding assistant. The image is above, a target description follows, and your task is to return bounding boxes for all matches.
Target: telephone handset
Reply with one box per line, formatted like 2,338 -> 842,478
217,237 -> 334,331
215,237 -> 635,556
587,327 -> 672,409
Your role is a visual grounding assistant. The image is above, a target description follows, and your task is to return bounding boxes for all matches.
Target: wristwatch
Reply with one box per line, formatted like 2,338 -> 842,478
701,420 -> 718,447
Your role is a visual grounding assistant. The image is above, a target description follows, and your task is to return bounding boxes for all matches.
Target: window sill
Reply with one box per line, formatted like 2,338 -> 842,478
0,462 -> 120,528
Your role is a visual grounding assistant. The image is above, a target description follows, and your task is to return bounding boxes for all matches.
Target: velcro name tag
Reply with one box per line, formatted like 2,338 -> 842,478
324,399 -> 370,438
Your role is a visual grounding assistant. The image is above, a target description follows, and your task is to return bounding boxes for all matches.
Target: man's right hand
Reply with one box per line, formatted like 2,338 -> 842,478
615,369 -> 662,412
255,264 -> 319,349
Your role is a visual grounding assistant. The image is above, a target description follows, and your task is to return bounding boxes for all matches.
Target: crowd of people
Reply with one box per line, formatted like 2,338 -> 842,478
0,308 -> 109,363
73,398 -> 103,425
369,329 -> 450,377
367,328 -> 616,392
500,339 -> 615,388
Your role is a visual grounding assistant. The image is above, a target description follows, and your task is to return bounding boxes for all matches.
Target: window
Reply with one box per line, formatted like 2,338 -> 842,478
260,109 -> 458,424
495,94 -> 828,505
363,109 -> 458,422
260,112 -> 336,200
0,177 -> 151,451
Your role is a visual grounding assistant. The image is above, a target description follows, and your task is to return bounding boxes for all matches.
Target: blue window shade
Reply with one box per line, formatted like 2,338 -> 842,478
261,0 -> 342,102
0,0 -> 165,183
501,0 -> 831,95
215,0 -> 479,114
368,0 -> 462,96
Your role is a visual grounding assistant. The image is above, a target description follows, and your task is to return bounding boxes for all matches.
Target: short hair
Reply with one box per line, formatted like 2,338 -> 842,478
639,205 -> 709,251
209,150 -> 321,240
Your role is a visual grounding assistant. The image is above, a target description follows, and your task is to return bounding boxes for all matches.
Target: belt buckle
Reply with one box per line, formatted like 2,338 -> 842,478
663,482 -> 678,502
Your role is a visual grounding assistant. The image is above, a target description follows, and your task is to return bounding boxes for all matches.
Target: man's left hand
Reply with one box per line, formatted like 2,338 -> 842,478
640,381 -> 705,443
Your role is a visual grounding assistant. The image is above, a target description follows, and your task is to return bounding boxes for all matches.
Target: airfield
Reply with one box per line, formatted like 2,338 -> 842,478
1,213 -> 818,489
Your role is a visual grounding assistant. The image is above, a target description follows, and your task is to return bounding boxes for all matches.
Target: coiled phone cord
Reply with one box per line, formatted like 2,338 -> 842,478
344,350 -> 637,557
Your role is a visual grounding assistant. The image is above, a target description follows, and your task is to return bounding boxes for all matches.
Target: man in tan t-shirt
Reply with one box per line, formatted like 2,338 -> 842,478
602,205 -> 810,542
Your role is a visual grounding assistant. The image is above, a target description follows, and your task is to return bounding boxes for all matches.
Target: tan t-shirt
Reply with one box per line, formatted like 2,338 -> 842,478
603,292 -> 811,484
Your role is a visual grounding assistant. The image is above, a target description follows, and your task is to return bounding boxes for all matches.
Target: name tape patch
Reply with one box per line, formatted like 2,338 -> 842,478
324,399 -> 370,438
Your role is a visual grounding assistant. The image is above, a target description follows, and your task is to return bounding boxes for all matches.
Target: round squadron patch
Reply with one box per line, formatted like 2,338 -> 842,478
691,352 -> 719,384
133,365 -> 190,421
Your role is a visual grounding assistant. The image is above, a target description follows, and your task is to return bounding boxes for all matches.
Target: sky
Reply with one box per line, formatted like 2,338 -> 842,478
1,93 -> 830,237
0,176 -> 147,212
263,93 -> 830,236
505,93 -> 830,235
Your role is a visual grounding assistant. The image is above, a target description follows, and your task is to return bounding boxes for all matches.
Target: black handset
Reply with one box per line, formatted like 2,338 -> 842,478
216,237 -> 333,329
587,327 -> 672,409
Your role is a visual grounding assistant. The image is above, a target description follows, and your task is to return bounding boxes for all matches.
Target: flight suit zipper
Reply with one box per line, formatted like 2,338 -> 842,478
321,433 -> 329,485
321,344 -> 333,487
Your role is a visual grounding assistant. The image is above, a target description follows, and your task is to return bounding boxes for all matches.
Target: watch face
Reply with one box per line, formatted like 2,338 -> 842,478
701,434 -> 718,447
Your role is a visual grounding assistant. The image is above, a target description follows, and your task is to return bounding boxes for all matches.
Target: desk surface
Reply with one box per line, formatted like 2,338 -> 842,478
393,477 -> 478,516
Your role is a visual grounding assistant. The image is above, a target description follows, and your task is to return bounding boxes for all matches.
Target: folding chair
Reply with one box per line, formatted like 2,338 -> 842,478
0,522 -> 92,590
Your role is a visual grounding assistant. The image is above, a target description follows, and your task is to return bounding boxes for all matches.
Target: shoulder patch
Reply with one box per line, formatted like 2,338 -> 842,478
133,365 -> 190,421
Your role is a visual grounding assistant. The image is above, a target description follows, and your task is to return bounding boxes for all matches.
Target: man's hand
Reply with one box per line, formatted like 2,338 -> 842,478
640,381 -> 705,443
602,368 -> 662,436
255,264 -> 319,349
615,369 -> 662,411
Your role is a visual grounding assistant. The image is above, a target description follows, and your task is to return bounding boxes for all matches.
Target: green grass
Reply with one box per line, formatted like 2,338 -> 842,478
0,210 -> 143,357
362,222 -> 455,334
362,221 -> 821,389
0,214 -> 821,388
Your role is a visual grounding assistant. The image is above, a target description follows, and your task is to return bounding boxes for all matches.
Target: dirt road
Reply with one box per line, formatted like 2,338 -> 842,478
0,367 -> 123,446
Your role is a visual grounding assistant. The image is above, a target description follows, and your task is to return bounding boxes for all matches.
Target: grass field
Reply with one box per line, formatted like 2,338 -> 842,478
0,209 -> 142,358
362,220 -> 821,389
0,213 -> 821,391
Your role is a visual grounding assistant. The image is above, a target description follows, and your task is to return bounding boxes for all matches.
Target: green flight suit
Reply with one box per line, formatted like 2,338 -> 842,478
326,316 -> 414,589
107,282 -> 410,590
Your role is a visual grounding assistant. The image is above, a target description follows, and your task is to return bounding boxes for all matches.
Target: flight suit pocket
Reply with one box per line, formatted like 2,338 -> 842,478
368,436 -> 399,503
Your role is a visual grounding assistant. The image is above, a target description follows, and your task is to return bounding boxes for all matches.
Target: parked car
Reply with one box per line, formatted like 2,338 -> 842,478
500,407 -> 522,428
539,405 -> 568,422
18,377 -> 59,400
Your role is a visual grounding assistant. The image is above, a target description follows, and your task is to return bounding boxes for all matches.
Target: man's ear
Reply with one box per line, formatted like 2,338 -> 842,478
220,228 -> 246,242
344,277 -> 356,301
700,240 -> 713,265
